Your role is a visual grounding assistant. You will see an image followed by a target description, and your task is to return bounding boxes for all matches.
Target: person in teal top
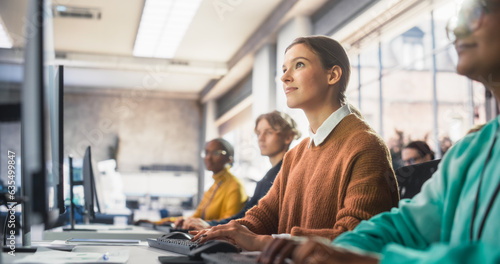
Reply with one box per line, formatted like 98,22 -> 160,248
257,0 -> 500,263
324,117 -> 500,264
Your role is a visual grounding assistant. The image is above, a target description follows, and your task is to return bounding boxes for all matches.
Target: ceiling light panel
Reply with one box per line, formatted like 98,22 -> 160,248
133,0 -> 202,58
0,17 -> 13,49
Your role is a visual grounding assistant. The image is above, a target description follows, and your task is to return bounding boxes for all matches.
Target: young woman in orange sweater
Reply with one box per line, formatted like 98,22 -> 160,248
262,1 -> 500,263
192,36 -> 399,251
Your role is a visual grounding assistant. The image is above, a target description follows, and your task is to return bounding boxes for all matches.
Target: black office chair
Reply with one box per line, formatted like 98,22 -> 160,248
395,159 -> 441,199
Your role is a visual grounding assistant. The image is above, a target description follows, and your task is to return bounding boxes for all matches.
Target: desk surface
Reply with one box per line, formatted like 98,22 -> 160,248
43,224 -> 165,241
2,242 -> 184,263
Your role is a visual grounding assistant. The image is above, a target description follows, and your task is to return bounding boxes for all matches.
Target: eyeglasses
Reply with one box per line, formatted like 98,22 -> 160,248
446,0 -> 495,42
201,150 -> 227,158
402,157 -> 420,166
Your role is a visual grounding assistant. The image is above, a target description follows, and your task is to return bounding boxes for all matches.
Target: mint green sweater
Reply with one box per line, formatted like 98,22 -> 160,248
334,116 -> 500,264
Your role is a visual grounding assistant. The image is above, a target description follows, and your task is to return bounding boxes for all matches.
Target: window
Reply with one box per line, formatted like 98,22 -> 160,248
344,0 -> 487,168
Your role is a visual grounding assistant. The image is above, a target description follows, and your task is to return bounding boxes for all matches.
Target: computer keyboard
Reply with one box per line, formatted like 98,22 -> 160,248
147,235 -> 240,259
147,236 -> 200,255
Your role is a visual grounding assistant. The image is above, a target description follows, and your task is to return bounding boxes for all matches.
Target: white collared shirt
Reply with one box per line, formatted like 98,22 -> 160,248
308,104 -> 351,148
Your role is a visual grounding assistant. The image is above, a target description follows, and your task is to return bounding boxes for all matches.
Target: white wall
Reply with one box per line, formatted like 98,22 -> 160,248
275,16 -> 313,145
252,43 -> 277,120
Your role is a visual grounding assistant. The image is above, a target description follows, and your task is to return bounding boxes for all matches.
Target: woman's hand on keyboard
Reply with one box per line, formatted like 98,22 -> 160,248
182,217 -> 211,230
174,217 -> 185,228
190,220 -> 273,251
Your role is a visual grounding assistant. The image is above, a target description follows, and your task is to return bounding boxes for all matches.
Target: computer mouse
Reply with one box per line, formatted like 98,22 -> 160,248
162,231 -> 193,240
188,240 -> 239,260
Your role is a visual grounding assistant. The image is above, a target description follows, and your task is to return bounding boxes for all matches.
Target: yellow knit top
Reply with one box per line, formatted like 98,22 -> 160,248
155,167 -> 247,224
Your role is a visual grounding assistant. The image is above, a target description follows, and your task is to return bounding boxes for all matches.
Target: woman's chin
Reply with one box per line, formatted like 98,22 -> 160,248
456,62 -> 475,79
285,100 -> 299,109
456,57 -> 485,81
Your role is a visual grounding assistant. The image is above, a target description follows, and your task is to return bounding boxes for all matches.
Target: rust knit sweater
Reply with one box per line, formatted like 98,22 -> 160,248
237,114 -> 399,240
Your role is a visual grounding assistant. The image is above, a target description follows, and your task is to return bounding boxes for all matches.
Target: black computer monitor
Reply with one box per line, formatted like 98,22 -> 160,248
36,64 -> 66,230
82,146 -> 102,222
63,147 -> 102,231
21,0 -> 46,247
48,65 -> 65,215
20,0 -> 61,247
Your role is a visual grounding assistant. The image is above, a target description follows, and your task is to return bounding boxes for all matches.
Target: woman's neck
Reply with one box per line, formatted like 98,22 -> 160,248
304,103 -> 341,133
212,167 -> 226,175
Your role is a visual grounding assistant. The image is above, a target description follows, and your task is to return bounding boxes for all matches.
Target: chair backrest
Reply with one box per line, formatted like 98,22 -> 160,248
395,159 -> 441,199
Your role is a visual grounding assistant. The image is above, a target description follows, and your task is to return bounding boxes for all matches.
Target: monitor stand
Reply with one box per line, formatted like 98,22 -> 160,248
2,243 -> 76,252
1,198 -> 41,253
3,232 -> 75,253
2,245 -> 37,253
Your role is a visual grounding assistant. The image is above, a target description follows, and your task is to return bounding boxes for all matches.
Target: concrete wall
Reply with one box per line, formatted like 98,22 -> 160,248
64,92 -> 202,172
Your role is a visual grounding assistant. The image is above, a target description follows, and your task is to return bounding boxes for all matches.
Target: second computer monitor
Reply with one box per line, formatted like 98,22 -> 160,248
82,146 -> 102,222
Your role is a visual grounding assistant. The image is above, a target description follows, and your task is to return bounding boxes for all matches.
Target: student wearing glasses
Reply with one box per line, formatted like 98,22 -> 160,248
259,0 -> 500,263
136,138 -> 248,226
178,111 -> 301,230
191,36 -> 399,251
173,138 -> 248,227
401,140 -> 435,166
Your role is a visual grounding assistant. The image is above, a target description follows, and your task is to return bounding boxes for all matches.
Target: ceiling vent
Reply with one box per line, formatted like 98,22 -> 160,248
53,6 -> 101,20
169,60 -> 189,66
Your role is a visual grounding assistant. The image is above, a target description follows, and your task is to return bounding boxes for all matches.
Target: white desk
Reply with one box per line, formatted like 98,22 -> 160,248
2,241 -> 183,263
43,224 -> 165,241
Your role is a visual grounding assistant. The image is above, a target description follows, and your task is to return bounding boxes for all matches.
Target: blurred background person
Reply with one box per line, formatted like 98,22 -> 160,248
136,138 -> 247,226
401,140 -> 435,166
180,111 -> 300,230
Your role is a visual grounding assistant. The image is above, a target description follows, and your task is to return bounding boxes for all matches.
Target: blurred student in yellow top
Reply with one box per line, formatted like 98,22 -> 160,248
138,138 -> 247,226
174,138 -> 247,226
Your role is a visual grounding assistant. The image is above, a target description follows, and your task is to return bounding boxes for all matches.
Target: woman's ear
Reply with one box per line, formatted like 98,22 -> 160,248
327,65 -> 342,86
284,133 -> 294,145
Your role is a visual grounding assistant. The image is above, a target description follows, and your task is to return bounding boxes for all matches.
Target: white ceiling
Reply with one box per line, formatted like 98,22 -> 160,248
0,0 -> 327,99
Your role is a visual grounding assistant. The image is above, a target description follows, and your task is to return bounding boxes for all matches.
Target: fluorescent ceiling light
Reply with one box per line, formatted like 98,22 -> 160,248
133,0 -> 202,58
0,17 -> 13,49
